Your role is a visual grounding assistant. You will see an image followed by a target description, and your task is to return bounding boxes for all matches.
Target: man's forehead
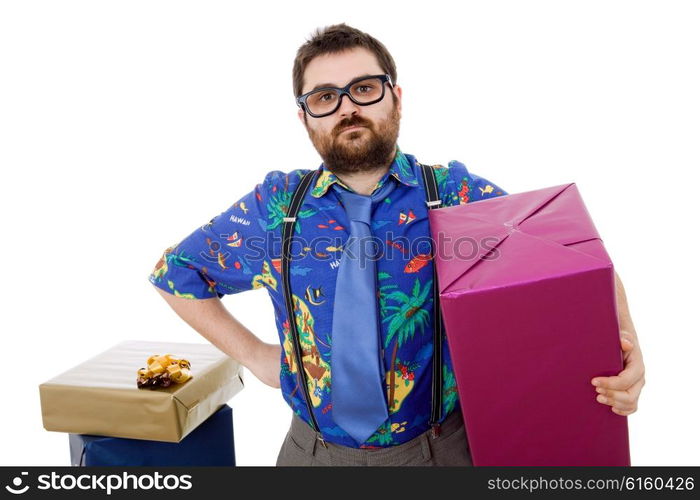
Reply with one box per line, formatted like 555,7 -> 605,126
302,48 -> 383,93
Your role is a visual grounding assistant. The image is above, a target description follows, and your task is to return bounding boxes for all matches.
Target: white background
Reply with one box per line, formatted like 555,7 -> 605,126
1,0 -> 698,466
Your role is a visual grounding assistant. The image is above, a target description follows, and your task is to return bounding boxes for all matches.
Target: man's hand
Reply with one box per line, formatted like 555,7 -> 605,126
591,329 -> 645,415
246,341 -> 282,389
590,272 -> 645,416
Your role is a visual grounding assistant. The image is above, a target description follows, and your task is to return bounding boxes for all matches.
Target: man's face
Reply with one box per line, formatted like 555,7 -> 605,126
297,47 -> 403,176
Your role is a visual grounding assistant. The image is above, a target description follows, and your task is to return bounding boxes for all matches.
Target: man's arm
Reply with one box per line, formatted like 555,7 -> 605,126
148,170 -> 292,388
591,271 -> 646,415
615,271 -> 638,339
154,287 -> 281,388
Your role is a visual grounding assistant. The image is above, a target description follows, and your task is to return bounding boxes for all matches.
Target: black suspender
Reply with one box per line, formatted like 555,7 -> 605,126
280,162 -> 445,445
280,168 -> 326,447
419,163 -> 445,438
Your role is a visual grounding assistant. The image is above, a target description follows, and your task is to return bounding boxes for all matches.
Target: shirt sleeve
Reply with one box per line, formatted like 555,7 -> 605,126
443,159 -> 508,206
148,170 -> 281,299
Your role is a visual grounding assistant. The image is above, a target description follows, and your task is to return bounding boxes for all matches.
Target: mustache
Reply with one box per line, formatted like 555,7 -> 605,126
335,119 -> 371,134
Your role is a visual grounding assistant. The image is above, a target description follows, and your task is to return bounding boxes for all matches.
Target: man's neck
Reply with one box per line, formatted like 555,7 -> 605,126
334,164 -> 391,196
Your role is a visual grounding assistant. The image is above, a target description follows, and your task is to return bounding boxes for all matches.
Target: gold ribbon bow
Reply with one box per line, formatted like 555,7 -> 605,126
137,354 -> 192,389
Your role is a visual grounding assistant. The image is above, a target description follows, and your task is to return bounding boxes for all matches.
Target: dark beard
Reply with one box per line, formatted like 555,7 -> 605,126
307,98 -> 400,176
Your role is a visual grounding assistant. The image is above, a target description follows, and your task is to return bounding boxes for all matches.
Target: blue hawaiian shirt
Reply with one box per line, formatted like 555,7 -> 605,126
148,145 -> 507,448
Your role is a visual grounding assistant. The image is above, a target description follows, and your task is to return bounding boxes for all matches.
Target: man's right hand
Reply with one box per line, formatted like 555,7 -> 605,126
246,341 -> 282,389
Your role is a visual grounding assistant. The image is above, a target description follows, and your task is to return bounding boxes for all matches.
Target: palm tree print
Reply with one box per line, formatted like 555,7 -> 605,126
442,365 -> 459,415
380,276 -> 432,412
266,188 -> 316,233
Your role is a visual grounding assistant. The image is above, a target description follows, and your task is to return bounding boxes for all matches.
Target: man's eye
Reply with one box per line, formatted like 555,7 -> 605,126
319,93 -> 335,102
357,85 -> 372,93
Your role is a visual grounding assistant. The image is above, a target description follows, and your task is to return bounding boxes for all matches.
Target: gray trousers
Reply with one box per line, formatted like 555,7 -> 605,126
276,409 -> 473,466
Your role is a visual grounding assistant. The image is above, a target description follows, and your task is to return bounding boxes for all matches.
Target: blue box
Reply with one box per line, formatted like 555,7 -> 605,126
69,404 -> 235,466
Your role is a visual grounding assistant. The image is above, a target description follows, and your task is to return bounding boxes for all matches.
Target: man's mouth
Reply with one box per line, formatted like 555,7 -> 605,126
340,125 -> 364,133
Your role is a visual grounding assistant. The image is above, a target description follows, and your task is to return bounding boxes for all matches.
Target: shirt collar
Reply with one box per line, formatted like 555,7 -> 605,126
310,144 -> 421,198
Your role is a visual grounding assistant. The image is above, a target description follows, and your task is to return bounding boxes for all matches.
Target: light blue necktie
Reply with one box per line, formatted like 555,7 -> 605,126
330,177 -> 397,445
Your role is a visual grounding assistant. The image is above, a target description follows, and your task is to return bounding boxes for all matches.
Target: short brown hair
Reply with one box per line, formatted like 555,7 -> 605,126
292,23 -> 398,98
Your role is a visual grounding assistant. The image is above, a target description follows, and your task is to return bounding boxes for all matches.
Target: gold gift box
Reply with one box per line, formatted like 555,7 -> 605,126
39,340 -> 244,442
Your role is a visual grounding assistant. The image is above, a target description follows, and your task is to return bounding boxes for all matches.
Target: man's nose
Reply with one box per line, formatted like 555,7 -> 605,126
337,93 -> 361,118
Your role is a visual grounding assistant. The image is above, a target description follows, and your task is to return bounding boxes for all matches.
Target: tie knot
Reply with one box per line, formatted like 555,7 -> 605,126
338,190 -> 372,224
334,176 -> 397,225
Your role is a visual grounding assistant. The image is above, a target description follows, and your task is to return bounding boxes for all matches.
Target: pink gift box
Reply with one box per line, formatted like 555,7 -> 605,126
428,183 -> 631,466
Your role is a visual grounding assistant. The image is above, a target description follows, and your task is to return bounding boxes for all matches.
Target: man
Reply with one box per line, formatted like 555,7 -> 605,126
149,23 -> 645,466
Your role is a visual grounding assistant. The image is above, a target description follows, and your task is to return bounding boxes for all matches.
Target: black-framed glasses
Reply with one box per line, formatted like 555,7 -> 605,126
296,74 -> 393,118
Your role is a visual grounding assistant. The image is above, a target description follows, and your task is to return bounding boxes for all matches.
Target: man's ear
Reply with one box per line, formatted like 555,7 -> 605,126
394,84 -> 403,116
297,108 -> 306,126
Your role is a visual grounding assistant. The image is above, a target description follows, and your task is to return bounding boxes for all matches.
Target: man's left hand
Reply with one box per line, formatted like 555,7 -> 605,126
591,329 -> 645,416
